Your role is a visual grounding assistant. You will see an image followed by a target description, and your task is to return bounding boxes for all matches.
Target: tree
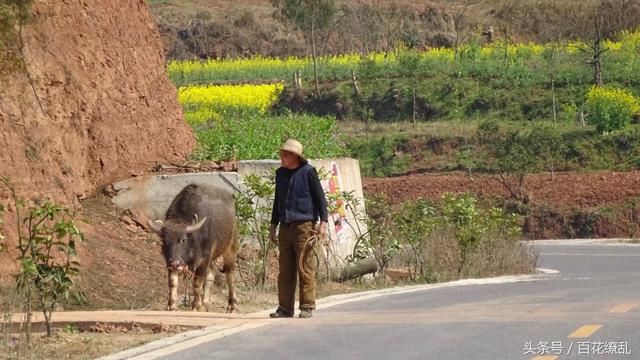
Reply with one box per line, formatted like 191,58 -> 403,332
479,121 -> 535,204
397,47 -> 420,128
528,124 -> 566,180
569,0 -> 640,86
542,42 -> 566,126
271,0 -> 337,96
451,0 -> 479,61
335,1 -> 412,56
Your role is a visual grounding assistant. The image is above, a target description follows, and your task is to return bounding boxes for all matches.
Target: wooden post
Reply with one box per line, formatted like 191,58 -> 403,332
552,78 -> 557,127
412,86 -> 417,129
351,69 -> 361,96
296,70 -> 303,90
311,20 -> 320,97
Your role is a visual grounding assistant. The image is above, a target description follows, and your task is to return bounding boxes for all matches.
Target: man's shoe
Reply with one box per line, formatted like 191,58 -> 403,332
269,309 -> 293,318
299,309 -> 313,318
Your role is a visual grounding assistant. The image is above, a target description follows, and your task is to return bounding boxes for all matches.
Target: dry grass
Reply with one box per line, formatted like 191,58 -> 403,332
338,120 -> 480,140
415,230 -> 538,283
0,332 -> 164,360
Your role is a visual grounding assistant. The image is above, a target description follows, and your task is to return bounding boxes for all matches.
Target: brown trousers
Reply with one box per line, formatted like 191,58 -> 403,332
277,221 -> 317,314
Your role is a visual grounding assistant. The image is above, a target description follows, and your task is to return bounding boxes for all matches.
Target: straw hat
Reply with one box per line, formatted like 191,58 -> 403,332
280,139 -> 307,163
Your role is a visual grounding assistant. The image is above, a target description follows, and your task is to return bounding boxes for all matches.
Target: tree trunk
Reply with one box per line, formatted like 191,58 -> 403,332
551,78 -> 557,126
412,85 -> 417,129
593,19 -> 604,86
351,69 -> 360,96
311,20 -> 320,97
44,310 -> 52,337
333,257 -> 379,282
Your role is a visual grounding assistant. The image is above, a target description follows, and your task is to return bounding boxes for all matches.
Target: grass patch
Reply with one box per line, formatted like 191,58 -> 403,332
341,120 -> 640,177
0,332 -> 164,360
192,114 -> 346,161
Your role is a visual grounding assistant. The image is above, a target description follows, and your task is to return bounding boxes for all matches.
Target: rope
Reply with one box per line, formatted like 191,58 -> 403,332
174,266 -> 199,279
298,229 -> 341,277
298,231 -> 320,275
175,228 -> 339,284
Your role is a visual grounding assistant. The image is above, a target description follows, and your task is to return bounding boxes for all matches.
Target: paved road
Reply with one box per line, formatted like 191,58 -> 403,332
159,243 -> 640,360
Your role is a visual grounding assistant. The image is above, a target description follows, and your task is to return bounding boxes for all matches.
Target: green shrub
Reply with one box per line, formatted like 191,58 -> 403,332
234,173 -> 275,288
527,124 -> 566,176
384,193 -> 530,281
346,135 -> 409,177
1,178 -> 85,342
586,86 -> 640,133
393,198 -> 436,279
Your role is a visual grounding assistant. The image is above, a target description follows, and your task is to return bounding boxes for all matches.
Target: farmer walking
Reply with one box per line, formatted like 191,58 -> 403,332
269,139 -> 329,319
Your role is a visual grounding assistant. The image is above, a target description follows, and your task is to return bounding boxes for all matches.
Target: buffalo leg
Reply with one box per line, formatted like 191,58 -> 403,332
192,266 -> 207,311
203,262 -> 216,305
167,270 -> 179,311
223,253 -> 239,313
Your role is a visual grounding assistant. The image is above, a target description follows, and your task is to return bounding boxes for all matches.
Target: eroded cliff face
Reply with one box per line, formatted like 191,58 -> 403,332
0,0 -> 194,203
0,0 -> 195,279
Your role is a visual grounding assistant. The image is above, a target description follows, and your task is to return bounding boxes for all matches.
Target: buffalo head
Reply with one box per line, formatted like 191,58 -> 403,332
148,216 -> 207,271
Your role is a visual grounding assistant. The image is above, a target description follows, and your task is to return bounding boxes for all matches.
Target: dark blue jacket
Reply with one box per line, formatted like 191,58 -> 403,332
271,163 -> 329,225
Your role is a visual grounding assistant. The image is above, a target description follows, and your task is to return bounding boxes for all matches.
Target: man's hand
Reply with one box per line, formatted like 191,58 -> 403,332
269,224 -> 278,244
317,221 -> 328,239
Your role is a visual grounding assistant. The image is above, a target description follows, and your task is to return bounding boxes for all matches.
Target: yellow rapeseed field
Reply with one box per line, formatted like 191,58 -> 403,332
178,83 -> 284,125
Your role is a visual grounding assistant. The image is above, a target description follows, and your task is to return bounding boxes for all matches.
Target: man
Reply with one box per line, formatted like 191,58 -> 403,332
269,139 -> 329,319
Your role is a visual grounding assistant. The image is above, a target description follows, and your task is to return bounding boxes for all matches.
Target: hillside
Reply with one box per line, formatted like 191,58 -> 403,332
149,0 -> 640,60
0,1 -> 194,281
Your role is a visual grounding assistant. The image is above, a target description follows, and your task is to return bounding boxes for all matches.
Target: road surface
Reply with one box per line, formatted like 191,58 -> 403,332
157,242 -> 640,360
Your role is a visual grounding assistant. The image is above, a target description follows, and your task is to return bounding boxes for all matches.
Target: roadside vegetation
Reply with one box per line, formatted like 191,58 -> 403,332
235,173 -> 535,289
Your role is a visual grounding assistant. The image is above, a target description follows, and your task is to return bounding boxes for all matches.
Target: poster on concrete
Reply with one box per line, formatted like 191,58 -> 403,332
323,161 -> 348,245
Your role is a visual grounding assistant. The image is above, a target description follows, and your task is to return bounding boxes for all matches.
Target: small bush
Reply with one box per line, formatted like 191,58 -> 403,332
234,173 -> 276,288
586,86 -> 640,133
347,135 -> 409,177
1,178 -> 85,343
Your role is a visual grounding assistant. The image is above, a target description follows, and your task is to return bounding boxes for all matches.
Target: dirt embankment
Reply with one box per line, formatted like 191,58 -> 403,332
364,171 -> 640,209
364,171 -> 640,239
0,0 -> 194,280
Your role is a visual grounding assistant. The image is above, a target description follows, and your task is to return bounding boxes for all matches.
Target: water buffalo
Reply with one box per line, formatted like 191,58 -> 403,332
148,184 -> 239,312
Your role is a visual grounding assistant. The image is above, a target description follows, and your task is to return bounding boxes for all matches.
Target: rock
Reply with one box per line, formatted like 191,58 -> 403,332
119,208 -> 149,231
103,184 -> 117,198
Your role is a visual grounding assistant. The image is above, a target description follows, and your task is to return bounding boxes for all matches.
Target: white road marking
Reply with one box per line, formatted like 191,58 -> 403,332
531,239 -> 640,246
536,268 -> 560,275
543,253 -> 640,257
